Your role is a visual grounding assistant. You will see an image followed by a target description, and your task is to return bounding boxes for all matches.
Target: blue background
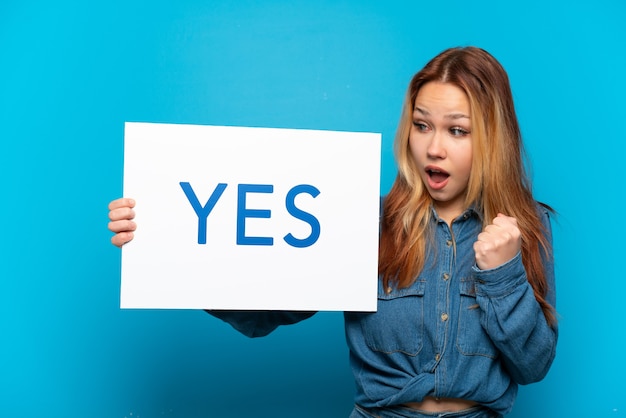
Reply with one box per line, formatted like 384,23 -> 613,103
1,1 -> 625,417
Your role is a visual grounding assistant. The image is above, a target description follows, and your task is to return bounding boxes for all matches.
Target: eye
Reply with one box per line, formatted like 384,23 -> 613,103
450,126 -> 470,137
412,120 -> 430,132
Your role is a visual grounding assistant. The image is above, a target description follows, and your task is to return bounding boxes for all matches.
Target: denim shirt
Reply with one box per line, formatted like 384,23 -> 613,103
210,205 -> 557,416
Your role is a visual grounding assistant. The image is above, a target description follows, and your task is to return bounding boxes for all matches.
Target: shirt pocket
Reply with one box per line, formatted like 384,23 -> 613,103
456,277 -> 498,359
360,281 -> 426,355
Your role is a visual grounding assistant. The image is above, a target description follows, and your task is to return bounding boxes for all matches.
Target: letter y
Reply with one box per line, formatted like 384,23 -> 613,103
179,182 -> 227,244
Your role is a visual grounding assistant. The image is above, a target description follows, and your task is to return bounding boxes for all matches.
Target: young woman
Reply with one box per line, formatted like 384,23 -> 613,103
108,46 -> 557,417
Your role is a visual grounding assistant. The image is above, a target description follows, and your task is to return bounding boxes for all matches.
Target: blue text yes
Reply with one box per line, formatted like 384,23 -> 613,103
179,182 -> 321,248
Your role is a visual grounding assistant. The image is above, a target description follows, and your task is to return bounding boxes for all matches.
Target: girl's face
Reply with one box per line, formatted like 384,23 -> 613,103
409,81 -> 473,223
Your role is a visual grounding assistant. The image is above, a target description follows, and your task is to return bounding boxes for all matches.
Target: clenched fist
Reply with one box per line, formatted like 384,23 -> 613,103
473,213 -> 521,270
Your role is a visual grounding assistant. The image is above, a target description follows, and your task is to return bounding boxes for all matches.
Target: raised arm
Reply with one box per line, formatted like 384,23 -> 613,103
473,209 -> 557,384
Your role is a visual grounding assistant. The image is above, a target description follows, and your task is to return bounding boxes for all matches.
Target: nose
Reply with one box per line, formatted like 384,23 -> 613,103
427,131 -> 446,159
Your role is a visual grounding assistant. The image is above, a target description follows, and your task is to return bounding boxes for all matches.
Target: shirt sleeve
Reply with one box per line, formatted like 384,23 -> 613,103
206,310 -> 317,338
471,208 -> 557,385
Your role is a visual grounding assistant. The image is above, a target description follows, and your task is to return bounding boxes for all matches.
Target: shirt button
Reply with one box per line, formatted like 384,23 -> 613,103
446,240 -> 453,247
441,313 -> 449,321
442,273 -> 450,281
435,353 -> 441,361
385,286 -> 392,294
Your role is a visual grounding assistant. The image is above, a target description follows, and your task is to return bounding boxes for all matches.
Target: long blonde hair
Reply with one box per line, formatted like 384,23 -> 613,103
379,47 -> 556,325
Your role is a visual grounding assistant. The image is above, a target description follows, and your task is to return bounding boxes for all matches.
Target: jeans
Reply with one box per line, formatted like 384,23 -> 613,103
349,404 -> 502,418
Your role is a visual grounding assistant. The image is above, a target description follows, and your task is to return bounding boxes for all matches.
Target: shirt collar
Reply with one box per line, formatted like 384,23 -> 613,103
430,205 -> 483,224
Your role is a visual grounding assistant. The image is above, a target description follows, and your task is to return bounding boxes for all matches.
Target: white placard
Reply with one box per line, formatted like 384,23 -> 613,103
121,122 -> 380,311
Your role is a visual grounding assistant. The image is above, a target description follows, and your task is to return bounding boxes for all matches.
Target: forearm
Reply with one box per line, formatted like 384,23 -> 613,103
207,310 -> 317,338
474,252 -> 557,384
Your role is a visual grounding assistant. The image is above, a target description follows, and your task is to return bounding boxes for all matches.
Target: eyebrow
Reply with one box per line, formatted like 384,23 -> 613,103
414,106 -> 470,120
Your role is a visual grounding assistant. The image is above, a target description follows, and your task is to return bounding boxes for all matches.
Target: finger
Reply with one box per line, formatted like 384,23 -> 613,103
473,240 -> 493,268
108,206 -> 136,222
473,240 -> 485,254
108,219 -> 137,234
493,217 -> 521,241
480,223 -> 501,238
492,214 -> 517,228
108,198 -> 136,211
477,227 -> 511,253
111,231 -> 134,248
475,230 -> 490,243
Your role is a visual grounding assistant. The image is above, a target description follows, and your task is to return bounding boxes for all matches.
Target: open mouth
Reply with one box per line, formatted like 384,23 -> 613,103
427,168 -> 450,184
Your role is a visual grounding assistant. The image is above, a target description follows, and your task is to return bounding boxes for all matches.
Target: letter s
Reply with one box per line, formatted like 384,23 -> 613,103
283,184 -> 321,248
